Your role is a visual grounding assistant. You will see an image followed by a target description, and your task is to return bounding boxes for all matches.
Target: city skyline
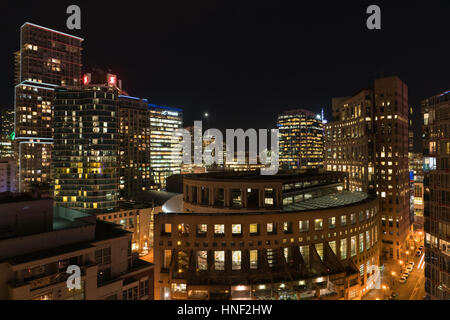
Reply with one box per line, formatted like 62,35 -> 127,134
0,1 -> 448,304
2,2 -> 450,153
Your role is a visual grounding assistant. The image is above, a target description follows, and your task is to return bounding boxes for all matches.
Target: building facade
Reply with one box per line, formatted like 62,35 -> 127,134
149,104 -> 183,189
0,159 -> 17,192
118,95 -> 155,199
278,109 -> 324,171
0,199 -> 153,300
154,171 -> 381,300
96,201 -> 153,256
53,73 -> 120,214
422,90 -> 450,300
14,23 -> 83,192
325,77 -> 410,260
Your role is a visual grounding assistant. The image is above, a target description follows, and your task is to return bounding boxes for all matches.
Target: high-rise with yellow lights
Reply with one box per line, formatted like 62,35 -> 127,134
278,109 -> 324,171
325,76 -> 410,260
14,23 -> 83,192
53,70 -> 120,214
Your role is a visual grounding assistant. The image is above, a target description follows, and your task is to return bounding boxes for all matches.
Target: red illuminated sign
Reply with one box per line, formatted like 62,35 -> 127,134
83,73 -> 91,85
107,74 -> 117,86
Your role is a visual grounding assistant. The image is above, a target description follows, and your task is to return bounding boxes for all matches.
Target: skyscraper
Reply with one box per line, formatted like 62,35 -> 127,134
149,104 -> 183,189
278,109 -> 324,171
422,89 -> 450,300
53,71 -> 119,214
325,76 -> 410,260
118,95 -> 155,198
14,23 -> 83,191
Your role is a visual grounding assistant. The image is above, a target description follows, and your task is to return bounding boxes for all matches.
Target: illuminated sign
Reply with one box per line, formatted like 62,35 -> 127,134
10,132 -> 15,141
162,110 -> 179,116
107,74 -> 117,86
83,73 -> 91,85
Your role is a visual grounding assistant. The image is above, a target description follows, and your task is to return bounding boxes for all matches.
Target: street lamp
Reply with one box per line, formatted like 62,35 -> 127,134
391,271 -> 396,288
406,251 -> 409,263
382,285 -> 388,300
399,260 -> 403,274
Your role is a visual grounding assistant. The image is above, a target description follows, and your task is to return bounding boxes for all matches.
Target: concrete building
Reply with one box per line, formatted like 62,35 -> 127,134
0,198 -> 153,300
325,76 -> 410,260
0,159 -> 17,192
154,171 -> 381,300
409,152 -> 424,225
14,23 -> 83,192
96,201 -> 153,256
278,109 -> 324,171
422,89 -> 450,300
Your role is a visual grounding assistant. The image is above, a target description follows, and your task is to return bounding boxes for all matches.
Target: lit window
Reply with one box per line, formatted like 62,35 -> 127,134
232,224 -> 242,234
232,250 -> 241,270
214,251 -> 225,271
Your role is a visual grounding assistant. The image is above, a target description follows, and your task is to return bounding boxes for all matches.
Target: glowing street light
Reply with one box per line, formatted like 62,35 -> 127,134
382,285 -> 388,300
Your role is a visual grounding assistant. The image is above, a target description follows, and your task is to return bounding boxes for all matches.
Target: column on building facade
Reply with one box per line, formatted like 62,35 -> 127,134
187,185 -> 193,203
241,248 -> 250,272
242,188 -> 248,208
207,249 -> 214,272
258,188 -> 264,208
209,188 -> 215,206
197,186 -> 202,205
225,249 -> 232,274
276,186 -> 282,208
224,188 -> 230,207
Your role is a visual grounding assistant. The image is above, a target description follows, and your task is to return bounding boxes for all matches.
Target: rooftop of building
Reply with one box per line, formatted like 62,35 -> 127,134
282,191 -> 369,212
183,170 -> 344,183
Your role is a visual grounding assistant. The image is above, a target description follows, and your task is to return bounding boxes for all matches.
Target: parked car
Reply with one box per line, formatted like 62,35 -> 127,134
419,245 -> 424,251
399,276 -> 407,284
402,272 -> 409,278
416,250 -> 422,256
406,265 -> 413,272
408,261 -> 415,268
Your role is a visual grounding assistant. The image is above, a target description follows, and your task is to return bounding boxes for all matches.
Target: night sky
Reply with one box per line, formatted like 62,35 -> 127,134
2,1 -> 450,152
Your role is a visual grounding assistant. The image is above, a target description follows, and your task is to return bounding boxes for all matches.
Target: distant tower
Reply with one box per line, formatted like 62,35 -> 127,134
14,23 -> 83,192
277,109 -> 324,171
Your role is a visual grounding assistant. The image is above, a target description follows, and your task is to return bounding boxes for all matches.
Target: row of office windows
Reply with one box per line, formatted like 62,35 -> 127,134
162,210 -> 375,236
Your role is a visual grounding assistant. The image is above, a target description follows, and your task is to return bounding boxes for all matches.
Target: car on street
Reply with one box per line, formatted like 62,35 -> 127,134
406,265 -> 413,272
416,250 -> 422,256
402,272 -> 409,278
419,245 -> 424,251
399,276 -> 407,284
408,261 -> 415,268
389,292 -> 398,300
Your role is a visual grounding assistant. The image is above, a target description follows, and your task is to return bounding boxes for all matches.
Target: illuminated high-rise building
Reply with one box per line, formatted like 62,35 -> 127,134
53,71 -> 119,214
0,108 -> 15,158
149,104 -> 183,189
14,23 -> 83,191
325,76 -> 410,260
422,90 -> 450,300
278,109 -> 324,171
118,95 -> 155,198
